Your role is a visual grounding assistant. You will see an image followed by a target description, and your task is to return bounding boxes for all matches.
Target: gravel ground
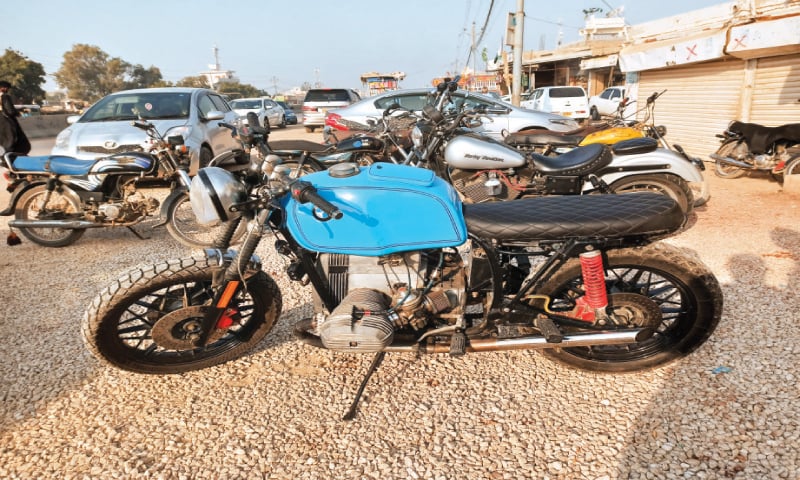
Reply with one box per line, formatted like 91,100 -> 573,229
1,162 -> 799,480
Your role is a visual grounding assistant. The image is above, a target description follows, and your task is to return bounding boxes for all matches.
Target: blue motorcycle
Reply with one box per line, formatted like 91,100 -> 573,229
82,160 -> 722,419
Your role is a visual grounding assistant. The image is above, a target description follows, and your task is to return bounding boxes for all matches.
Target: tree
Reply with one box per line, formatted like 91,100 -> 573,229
0,49 -> 46,103
125,64 -> 170,89
175,76 -> 210,88
215,81 -> 268,99
54,44 -> 130,103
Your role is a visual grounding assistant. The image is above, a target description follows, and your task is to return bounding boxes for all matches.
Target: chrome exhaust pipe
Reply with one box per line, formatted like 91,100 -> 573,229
9,219 -> 103,229
709,153 -> 752,169
384,328 -> 651,354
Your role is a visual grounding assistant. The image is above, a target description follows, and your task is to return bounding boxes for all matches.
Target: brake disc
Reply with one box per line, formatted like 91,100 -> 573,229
151,305 -> 227,350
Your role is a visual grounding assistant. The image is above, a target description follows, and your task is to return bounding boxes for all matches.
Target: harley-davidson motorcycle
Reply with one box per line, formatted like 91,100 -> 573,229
0,120 -> 225,247
710,120 -> 800,180
405,80 -> 707,213
82,156 -> 723,419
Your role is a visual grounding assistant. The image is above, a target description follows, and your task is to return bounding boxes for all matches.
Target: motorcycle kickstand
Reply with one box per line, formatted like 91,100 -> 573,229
126,226 -> 150,240
342,351 -> 386,421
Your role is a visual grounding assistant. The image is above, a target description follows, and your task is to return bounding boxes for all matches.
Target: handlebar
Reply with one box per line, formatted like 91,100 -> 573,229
290,181 -> 343,220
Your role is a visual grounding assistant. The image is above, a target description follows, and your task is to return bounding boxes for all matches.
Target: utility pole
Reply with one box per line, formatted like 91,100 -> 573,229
511,0 -> 525,106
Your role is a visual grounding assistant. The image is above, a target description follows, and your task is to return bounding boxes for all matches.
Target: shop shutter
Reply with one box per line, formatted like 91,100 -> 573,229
635,59 -> 745,158
750,54 -> 800,126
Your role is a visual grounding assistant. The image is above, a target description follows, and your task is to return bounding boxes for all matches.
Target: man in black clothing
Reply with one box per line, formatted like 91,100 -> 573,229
0,80 -> 31,155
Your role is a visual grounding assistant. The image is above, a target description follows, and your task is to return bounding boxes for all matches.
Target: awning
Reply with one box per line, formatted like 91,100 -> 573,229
726,15 -> 800,59
619,30 -> 727,72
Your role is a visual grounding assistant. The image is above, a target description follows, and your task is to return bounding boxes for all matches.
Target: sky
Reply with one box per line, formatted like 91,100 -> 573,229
5,0 -> 729,94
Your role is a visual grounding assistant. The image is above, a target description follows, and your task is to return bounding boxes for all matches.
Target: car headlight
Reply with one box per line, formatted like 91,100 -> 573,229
189,167 -> 248,226
54,128 -> 73,149
165,125 -> 193,140
549,118 -> 580,128
411,125 -> 424,149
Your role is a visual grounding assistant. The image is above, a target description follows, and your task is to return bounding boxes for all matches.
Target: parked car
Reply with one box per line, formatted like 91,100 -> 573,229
302,88 -> 361,132
588,86 -> 626,120
521,86 -> 590,120
500,91 -> 532,104
229,97 -> 286,128
325,88 -> 580,140
276,100 -> 298,125
52,87 -> 240,174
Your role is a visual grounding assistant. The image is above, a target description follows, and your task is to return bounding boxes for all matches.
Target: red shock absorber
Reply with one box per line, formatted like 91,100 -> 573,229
580,250 -> 608,310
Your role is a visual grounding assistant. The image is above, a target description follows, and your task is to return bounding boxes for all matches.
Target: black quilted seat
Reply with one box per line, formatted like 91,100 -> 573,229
463,192 -> 684,241
270,139 -> 332,154
530,143 -> 611,176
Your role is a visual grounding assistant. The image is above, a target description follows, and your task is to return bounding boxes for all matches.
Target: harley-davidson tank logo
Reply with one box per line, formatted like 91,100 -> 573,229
104,140 -> 118,150
464,153 -> 504,162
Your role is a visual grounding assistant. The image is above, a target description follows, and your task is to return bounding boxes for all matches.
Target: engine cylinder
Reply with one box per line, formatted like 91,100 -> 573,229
319,289 -> 394,352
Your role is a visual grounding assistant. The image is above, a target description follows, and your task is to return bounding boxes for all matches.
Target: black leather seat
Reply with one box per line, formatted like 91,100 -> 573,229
463,192 -> 684,241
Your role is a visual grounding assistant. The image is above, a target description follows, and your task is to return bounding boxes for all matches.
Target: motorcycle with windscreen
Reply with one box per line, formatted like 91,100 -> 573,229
82,153 -> 723,419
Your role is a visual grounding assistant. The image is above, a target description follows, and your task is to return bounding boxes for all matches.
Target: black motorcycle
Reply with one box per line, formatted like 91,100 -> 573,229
710,120 -> 800,180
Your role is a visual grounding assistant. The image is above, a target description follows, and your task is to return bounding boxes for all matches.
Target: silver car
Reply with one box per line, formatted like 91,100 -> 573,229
52,87 -> 240,174
229,97 -> 287,128
325,88 -> 580,140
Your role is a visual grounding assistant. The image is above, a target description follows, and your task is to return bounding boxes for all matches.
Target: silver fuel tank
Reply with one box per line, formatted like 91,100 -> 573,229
443,132 -> 526,169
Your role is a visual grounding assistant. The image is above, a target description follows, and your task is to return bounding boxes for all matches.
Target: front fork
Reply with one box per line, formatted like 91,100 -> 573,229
195,209 -> 268,347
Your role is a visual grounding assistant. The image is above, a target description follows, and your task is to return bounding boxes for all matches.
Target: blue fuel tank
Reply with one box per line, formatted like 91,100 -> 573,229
283,163 -> 467,256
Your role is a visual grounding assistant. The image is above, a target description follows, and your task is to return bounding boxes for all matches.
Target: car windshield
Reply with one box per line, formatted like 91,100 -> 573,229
81,92 -> 191,122
306,90 -> 351,102
230,99 -> 263,109
549,88 -> 585,98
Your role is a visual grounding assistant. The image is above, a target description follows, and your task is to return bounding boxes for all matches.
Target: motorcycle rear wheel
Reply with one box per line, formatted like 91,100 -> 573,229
14,184 -> 86,247
82,255 -> 282,374
165,192 -> 246,249
608,173 -> 693,213
713,141 -> 747,179
537,243 -> 722,372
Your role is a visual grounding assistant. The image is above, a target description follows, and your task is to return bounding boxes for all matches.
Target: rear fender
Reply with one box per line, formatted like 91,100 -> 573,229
589,148 -> 705,190
0,179 -> 45,216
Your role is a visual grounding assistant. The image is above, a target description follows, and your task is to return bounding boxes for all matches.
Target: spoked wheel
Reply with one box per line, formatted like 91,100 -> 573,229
165,192 -> 247,248
713,141 -> 748,179
82,255 -> 282,374
608,173 -> 694,213
15,184 -> 86,247
537,243 -> 722,372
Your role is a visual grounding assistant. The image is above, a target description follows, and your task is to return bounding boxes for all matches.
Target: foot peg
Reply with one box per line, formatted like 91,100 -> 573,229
449,331 -> 467,356
534,316 -> 563,343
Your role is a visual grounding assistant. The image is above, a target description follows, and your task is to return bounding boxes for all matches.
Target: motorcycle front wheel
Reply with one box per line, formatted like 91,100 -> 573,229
537,243 -> 722,372
608,173 -> 693,213
165,192 -> 246,249
82,256 -> 283,374
15,184 -> 86,247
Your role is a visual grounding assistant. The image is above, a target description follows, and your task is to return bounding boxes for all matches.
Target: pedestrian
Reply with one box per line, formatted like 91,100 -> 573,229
0,80 -> 32,155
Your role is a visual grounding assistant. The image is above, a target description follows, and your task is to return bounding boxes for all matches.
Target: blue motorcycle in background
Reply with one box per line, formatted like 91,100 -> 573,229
82,158 -> 723,419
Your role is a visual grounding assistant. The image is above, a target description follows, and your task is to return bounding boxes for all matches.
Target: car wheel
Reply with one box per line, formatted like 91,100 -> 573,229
590,106 -> 600,120
278,115 -> 286,129
305,126 -> 315,133
199,146 -> 213,168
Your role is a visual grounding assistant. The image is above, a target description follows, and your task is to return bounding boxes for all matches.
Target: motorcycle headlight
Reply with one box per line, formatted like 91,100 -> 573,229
411,125 -> 424,149
189,167 -> 248,226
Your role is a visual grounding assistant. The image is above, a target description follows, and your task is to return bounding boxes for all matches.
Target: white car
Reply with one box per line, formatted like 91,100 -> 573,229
521,86 -> 589,120
326,88 -> 579,141
588,86 -> 626,120
52,87 -> 240,173
229,97 -> 287,129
